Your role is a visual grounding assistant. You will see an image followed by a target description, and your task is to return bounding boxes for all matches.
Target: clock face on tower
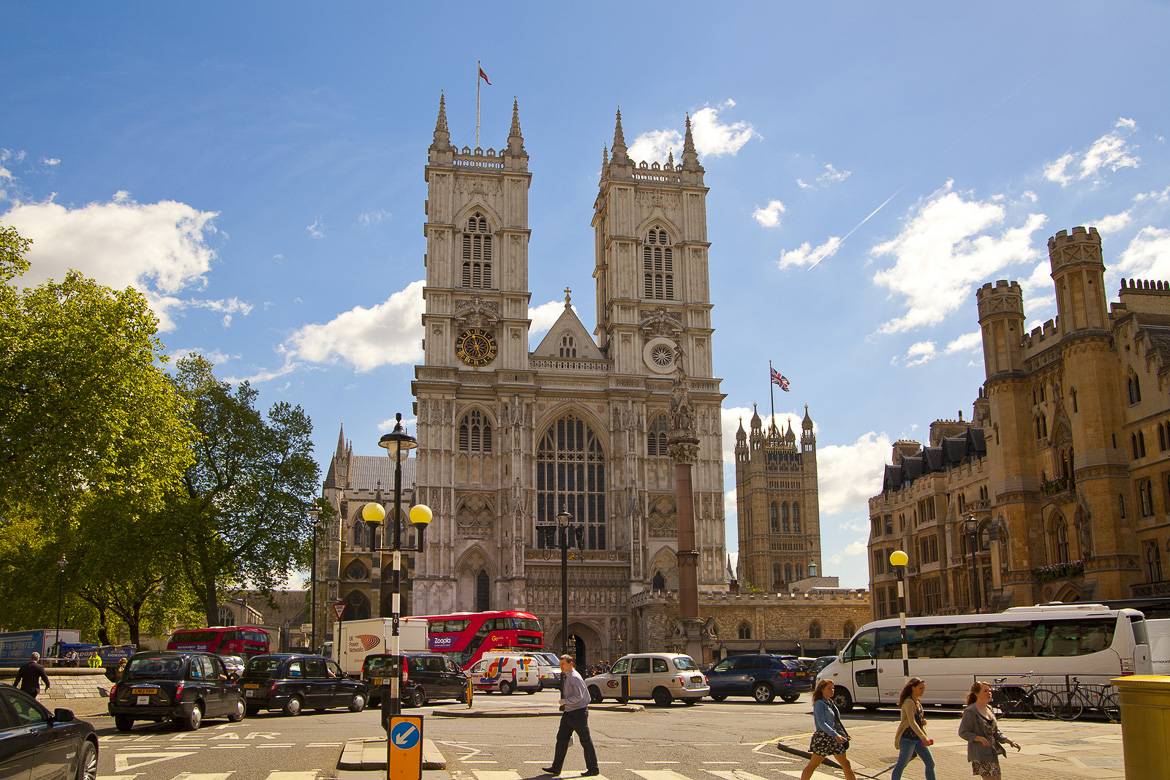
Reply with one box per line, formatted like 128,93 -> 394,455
455,327 -> 498,367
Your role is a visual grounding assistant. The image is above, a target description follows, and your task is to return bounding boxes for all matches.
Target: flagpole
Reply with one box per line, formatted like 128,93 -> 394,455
768,360 -> 776,431
475,59 -> 481,149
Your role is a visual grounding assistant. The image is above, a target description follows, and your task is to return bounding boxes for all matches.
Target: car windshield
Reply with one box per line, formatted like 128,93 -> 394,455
245,657 -> 282,676
672,656 -> 699,671
125,655 -> 185,679
364,656 -> 393,674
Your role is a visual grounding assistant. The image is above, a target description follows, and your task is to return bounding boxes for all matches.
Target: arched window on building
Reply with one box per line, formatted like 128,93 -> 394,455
461,212 -> 493,289
651,571 -> 666,591
475,570 -> 490,612
808,620 -> 822,639
352,519 -> 367,549
344,559 -> 368,580
343,590 -> 371,621
1139,431 -> 1147,458
772,562 -> 782,590
792,502 -> 801,533
784,562 -> 793,583
737,621 -> 752,640
1054,518 -> 1070,564
536,415 -> 607,550
1128,373 -> 1142,405
216,606 -> 235,626
458,410 -> 492,454
647,415 -> 668,457
843,621 -> 856,638
1146,541 -> 1164,583
642,227 -> 674,300
782,503 -> 790,533
769,502 -> 779,532
559,333 -> 577,358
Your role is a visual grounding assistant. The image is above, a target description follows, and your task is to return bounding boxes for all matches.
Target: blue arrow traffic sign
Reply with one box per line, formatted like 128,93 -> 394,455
391,721 -> 420,750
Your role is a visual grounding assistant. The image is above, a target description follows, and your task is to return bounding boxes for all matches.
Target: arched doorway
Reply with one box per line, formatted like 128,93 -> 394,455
342,590 -> 370,620
553,622 -> 601,668
573,634 -> 587,668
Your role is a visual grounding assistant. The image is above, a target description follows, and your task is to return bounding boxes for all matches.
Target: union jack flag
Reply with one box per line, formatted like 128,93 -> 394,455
770,367 -> 790,391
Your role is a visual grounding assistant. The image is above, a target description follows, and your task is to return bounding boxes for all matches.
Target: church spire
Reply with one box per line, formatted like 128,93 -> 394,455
681,113 -> 700,171
611,108 -> 629,164
335,423 -> 346,458
431,92 -> 451,151
507,96 -> 526,157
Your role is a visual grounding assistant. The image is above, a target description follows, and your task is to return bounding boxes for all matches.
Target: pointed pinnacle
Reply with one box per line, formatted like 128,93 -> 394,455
613,107 -> 627,150
437,92 -> 449,133
510,96 -> 522,137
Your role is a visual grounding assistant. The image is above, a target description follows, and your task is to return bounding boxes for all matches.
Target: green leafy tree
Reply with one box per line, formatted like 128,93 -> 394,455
168,355 -> 320,626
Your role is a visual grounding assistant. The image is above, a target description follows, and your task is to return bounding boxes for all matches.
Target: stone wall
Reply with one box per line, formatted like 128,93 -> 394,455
0,668 -> 110,700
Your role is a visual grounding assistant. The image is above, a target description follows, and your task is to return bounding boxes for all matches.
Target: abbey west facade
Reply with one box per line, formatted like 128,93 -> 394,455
408,97 -> 727,663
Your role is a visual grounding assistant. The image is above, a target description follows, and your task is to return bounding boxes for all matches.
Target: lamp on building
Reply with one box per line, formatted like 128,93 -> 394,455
362,412 -> 432,729
963,514 -> 981,613
888,549 -> 909,678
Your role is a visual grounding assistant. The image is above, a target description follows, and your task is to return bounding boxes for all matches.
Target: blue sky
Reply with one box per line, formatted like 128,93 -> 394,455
3,2 -> 1170,588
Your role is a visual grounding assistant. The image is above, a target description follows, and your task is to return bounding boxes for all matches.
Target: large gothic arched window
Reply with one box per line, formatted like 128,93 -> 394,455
216,606 -> 234,626
782,503 -> 790,533
647,415 -> 668,457
1053,518 -> 1070,564
343,590 -> 371,621
642,227 -> 674,300
536,414 -> 607,550
769,502 -> 779,533
475,570 -> 490,612
458,409 -> 492,454
792,502 -> 801,533
461,212 -> 493,289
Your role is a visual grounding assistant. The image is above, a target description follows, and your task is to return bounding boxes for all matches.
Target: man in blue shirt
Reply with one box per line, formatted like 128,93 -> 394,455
543,654 -> 599,776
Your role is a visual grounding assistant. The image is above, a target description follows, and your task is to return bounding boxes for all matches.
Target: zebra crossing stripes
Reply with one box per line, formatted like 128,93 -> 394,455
98,772 -> 321,780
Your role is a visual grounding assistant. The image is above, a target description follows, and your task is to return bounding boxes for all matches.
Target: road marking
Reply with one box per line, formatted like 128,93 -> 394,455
171,774 -> 234,780
777,771 -> 839,779
114,752 -> 198,772
212,745 -> 249,749
264,773 -> 319,780
705,771 -> 770,780
245,732 -> 281,740
470,772 -> 522,780
306,742 -> 341,747
702,762 -> 742,765
96,776 -> 140,780
645,762 -> 682,765
257,744 -> 296,748
632,771 -> 691,780
463,761 -> 499,764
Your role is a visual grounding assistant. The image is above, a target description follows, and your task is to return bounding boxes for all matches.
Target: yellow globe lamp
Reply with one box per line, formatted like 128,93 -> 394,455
409,504 -> 433,527
889,549 -> 909,568
361,501 -> 386,526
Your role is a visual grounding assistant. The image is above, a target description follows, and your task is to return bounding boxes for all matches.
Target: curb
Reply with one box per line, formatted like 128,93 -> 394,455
338,738 -> 447,771
431,704 -> 643,718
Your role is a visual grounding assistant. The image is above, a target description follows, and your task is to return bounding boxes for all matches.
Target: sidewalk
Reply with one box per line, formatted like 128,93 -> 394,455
339,737 -> 447,771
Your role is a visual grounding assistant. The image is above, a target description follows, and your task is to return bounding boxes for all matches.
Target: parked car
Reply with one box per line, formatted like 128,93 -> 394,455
362,652 -> 468,708
108,651 -> 245,731
0,683 -> 98,780
704,654 -> 812,703
811,655 -> 838,675
466,653 -> 541,695
219,655 -> 245,677
585,653 -> 709,707
237,654 -> 366,716
532,651 -> 564,689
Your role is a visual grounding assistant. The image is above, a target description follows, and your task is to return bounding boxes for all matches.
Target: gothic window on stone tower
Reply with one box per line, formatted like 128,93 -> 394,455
1146,541 -> 1164,583
1139,478 -> 1154,517
559,334 -> 577,358
475,569 -> 490,612
352,519 -> 368,549
458,410 -> 493,454
344,559 -> 368,580
782,503 -> 790,533
808,620 -> 822,639
1128,373 -> 1142,405
652,571 -> 665,591
461,212 -> 493,289
642,227 -> 674,300
343,590 -> 371,621
1053,518 -> 1070,564
793,502 -> 801,533
647,415 -> 668,457
772,563 -> 781,590
769,502 -> 779,532
737,621 -> 752,640
785,562 -> 793,583
843,621 -> 856,638
217,606 -> 234,626
536,414 -> 607,550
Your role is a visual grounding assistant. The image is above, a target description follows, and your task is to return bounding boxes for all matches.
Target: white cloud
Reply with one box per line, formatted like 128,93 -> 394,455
306,217 -> 325,239
1018,260 -> 1057,319
358,209 -> 390,226
282,279 -> 425,373
1043,118 -> 1141,187
1022,190 -> 1038,203
0,166 -> 12,181
1115,227 -> 1170,280
778,235 -> 842,270
42,158 -> 60,167
796,178 -> 811,190
828,537 -> 868,568
627,101 -> 757,163
817,431 -> 892,515
752,200 -> 786,228
186,296 -> 253,327
1094,210 -> 1133,234
945,330 -> 982,354
378,416 -> 418,433
1,192 -> 219,330
871,181 -> 1046,334
818,163 -> 852,186
724,489 -> 737,524
897,340 -> 937,367
171,347 -> 236,365
529,299 -> 573,337
1134,186 -> 1170,204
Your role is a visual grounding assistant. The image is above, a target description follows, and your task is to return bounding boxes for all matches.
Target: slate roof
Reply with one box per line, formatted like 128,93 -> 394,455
882,426 -> 986,492
325,454 -> 416,491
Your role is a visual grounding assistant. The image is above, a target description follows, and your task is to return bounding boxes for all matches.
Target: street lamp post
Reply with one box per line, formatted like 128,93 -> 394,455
556,508 -> 574,657
54,554 -> 67,661
308,506 -> 320,653
363,412 -> 432,731
889,549 -> 909,678
964,514 -> 981,613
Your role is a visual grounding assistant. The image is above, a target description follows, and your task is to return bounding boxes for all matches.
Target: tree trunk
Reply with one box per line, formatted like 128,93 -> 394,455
204,576 -> 219,627
128,601 -> 143,647
96,604 -> 111,646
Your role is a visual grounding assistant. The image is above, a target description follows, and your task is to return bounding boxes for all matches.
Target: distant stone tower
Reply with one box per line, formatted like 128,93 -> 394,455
734,404 -> 822,590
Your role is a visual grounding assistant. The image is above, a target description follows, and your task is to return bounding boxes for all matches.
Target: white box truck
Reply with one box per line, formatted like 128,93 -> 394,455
1147,618 -> 1170,675
334,618 -> 428,677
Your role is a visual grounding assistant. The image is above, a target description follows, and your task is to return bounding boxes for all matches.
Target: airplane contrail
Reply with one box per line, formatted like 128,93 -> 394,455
806,186 -> 904,270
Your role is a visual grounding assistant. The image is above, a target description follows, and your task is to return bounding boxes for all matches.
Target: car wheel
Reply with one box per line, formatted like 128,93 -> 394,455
832,687 -> 854,713
114,715 -> 134,732
283,695 -> 303,716
499,680 -> 514,696
752,683 -> 776,704
411,687 -> 427,708
229,697 -> 246,722
780,694 -> 800,703
652,687 -> 673,707
349,693 -> 366,712
76,739 -> 98,780
179,703 -> 203,731
589,685 -> 603,704
710,694 -> 727,702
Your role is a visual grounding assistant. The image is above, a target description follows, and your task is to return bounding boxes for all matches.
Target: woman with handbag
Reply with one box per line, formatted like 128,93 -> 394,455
959,681 -> 1021,779
799,679 -> 857,780
891,677 -> 936,780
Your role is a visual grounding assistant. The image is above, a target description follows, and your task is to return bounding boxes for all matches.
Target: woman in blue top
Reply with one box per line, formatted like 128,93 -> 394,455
800,679 -> 856,780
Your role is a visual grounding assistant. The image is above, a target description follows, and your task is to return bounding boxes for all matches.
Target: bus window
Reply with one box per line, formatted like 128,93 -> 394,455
843,630 -> 876,661
1034,619 -> 1116,656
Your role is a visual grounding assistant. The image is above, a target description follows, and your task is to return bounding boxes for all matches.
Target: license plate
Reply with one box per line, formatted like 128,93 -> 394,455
373,677 -> 385,686
136,695 -> 150,706
131,687 -> 157,694
245,690 -> 254,698
243,683 -> 260,689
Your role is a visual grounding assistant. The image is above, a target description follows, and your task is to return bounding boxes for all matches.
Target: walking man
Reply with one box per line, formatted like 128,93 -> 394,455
543,654 -> 599,777
13,652 -> 51,699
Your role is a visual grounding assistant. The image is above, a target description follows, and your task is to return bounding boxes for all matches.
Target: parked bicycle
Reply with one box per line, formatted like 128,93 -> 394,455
1030,676 -> 1120,722
989,673 -> 1051,719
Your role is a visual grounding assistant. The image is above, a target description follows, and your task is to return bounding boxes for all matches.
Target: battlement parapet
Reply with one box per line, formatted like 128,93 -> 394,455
1048,226 -> 1103,271
1120,278 -> 1170,295
976,280 -> 1025,319
630,588 -> 870,609
1022,318 -> 1061,350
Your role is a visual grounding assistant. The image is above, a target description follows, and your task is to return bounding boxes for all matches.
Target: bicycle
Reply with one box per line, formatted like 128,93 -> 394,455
990,674 -> 1048,719
1033,676 -> 1118,721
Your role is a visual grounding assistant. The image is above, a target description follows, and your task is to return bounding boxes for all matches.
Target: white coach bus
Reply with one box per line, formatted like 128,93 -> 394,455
817,603 -> 1151,711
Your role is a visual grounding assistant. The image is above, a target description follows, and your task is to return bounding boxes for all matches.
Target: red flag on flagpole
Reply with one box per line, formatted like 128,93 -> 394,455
478,66 -> 491,85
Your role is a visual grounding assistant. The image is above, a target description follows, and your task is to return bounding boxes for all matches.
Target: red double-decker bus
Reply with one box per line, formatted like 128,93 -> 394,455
414,610 -> 544,668
166,626 -> 270,658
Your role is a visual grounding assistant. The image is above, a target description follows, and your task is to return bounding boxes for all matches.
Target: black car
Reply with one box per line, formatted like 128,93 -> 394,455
109,651 -> 245,731
362,652 -> 467,708
0,683 -> 98,780
238,654 -> 367,716
705,654 -> 813,703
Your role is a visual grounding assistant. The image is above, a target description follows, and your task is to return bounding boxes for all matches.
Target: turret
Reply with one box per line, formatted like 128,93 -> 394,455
428,92 -> 452,162
749,403 -> 763,450
609,108 -> 630,167
801,404 -> 816,451
1049,226 -> 1107,332
680,113 -> 704,184
735,417 -> 748,460
976,280 -> 1026,378
506,97 -> 527,161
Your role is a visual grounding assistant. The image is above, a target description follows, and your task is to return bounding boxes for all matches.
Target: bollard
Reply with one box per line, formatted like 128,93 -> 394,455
1112,675 -> 1170,779
467,677 -> 473,709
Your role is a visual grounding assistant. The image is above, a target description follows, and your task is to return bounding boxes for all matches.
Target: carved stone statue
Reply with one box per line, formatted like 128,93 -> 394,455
669,377 -> 696,439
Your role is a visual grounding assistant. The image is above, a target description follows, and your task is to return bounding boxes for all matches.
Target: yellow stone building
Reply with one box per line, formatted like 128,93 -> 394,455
869,226 -> 1170,618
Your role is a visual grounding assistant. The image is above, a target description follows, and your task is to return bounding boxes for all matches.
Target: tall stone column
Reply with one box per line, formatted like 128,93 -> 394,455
668,362 -> 704,662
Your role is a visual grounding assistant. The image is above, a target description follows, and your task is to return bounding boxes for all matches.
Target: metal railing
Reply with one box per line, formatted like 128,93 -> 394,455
984,672 -> 1119,722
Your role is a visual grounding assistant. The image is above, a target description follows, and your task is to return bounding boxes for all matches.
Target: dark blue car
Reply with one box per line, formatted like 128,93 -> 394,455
705,654 -> 812,703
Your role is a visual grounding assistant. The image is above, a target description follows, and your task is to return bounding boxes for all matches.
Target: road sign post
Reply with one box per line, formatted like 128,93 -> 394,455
388,714 -> 423,780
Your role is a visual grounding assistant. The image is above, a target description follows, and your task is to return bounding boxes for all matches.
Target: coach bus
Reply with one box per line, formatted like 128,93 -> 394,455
166,626 -> 271,658
414,610 -> 544,669
817,603 -> 1151,711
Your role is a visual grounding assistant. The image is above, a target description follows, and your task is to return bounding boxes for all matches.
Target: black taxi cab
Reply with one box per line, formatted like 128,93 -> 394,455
237,654 -> 367,716
109,651 -> 245,731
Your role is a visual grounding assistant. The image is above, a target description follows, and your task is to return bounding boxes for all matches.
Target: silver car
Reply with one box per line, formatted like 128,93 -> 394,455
585,653 -> 709,706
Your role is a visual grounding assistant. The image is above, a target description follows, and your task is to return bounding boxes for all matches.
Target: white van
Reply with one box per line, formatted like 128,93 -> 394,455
334,617 -> 428,677
466,652 -> 541,694
1147,618 -> 1170,675
818,603 -> 1151,711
